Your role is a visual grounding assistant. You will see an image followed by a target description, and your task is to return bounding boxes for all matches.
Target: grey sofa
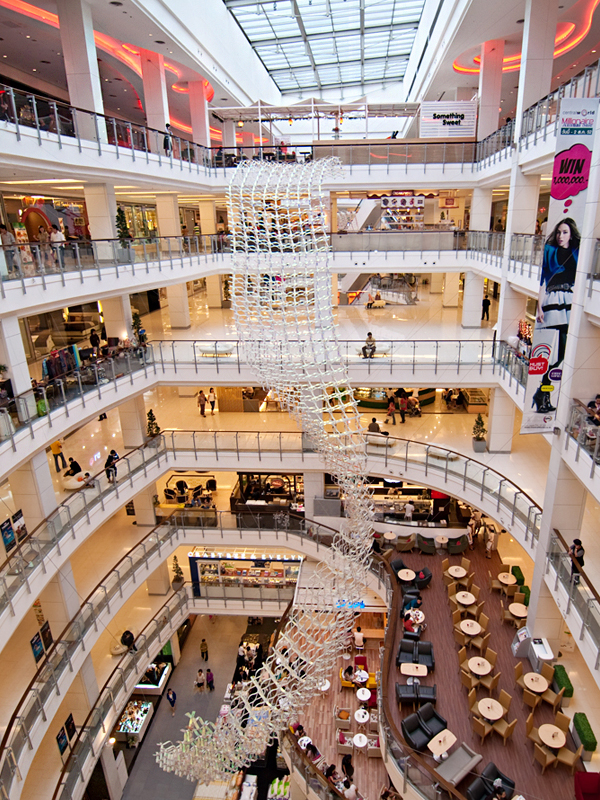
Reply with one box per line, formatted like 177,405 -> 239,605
434,743 -> 482,787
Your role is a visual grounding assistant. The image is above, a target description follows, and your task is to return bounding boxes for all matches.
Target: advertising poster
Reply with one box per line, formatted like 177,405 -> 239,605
40,620 -> 53,651
12,509 -> 27,541
30,632 -> 44,663
521,98 -> 599,434
65,713 -> 76,740
33,599 -> 45,626
0,518 -> 15,553
56,727 -> 69,756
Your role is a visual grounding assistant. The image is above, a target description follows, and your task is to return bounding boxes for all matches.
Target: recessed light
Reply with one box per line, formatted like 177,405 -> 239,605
154,40 -> 165,44
109,1 -> 123,5
40,60 -> 50,64
32,68 -> 36,71
516,18 -> 524,23
26,35 -> 30,38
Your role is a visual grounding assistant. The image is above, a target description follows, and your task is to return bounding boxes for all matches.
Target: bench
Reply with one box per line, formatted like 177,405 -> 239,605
434,743 -> 482,787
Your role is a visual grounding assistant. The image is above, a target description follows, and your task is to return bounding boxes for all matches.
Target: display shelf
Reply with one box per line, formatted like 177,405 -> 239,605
188,549 -> 303,597
115,700 -> 153,743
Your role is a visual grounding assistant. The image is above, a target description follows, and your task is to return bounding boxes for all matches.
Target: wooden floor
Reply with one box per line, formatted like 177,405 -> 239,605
386,545 -> 578,798
302,613 -> 388,800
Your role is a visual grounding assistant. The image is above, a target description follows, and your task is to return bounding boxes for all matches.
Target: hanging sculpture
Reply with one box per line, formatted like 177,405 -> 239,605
155,157 -> 374,782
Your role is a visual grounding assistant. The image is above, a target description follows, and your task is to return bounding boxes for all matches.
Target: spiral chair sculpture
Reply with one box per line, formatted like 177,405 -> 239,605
155,157 -> 374,782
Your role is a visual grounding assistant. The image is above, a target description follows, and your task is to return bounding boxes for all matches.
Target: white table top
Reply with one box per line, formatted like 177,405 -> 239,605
427,729 -> 456,756
400,662 -> 428,676
448,566 -> 467,578
509,602 -> 528,618
436,536 -> 448,544
384,532 -> 397,541
498,572 -> 517,585
398,569 -> 416,582
538,724 -> 566,748
319,680 -> 331,692
468,657 -> 492,676
353,733 -> 368,748
356,688 -> 371,702
354,709 -> 370,724
460,619 -> 481,635
298,736 -> 311,749
456,591 -> 475,606
354,669 -> 369,683
523,672 -> 549,693
478,698 -> 503,721
410,609 -> 425,624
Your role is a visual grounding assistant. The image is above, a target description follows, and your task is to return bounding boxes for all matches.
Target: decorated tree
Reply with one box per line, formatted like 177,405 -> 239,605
147,409 -> 161,437
472,413 -> 487,441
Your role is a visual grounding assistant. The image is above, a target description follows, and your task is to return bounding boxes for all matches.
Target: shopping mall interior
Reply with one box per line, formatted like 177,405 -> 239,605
0,1 -> 600,799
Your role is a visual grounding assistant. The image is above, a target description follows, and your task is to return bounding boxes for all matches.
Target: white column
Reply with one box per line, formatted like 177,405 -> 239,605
442,273 -> 460,307
146,561 -> 171,595
469,187 -> 493,231
198,200 -> 217,235
0,316 -> 31,395
168,283 -> 192,329
223,120 -> 236,159
477,39 -> 505,139
205,275 -> 222,308
486,388 -> 516,453
100,748 -> 126,800
505,169 -> 541,237
169,631 -> 181,665
496,284 -> 528,342
118,395 -> 147,449
429,273 -> 443,294
84,184 -> 117,261
303,473 -> 324,519
139,48 -> 170,136
38,559 -> 80,632
331,273 -> 338,306
514,0 -> 559,136
10,451 -> 57,531
70,654 -> 101,722
189,80 -> 211,148
101,295 -> 132,342
56,0 -> 104,115
155,193 -> 191,329
461,272 -> 485,328
133,484 -> 157,527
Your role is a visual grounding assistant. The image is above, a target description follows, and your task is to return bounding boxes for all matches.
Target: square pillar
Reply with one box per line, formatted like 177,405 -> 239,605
223,121 -> 236,149
495,283 -> 528,342
198,200 -> 217,235
139,48 -> 170,140
469,188 -> 493,231
486,388 -> 516,453
84,184 -> 117,261
167,283 -> 191,329
189,80 -> 211,148
205,274 -> 222,308
477,39 -> 505,140
442,273 -> 460,307
133,484 -> 157,527
429,273 -> 443,294
10,450 -> 58,531
101,295 -> 132,342
462,272 -> 485,328
146,561 -> 171,595
303,473 -> 324,519
118,395 -> 147,449
100,747 -> 127,800
0,315 -> 32,395
38,558 -> 80,632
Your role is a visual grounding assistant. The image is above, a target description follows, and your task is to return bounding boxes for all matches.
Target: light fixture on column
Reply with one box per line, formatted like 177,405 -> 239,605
156,158 -> 374,783
238,119 -> 244,128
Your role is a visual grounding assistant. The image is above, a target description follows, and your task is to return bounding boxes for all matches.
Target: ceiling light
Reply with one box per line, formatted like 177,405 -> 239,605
238,120 -> 244,127
516,18 -> 524,23
155,40 -> 165,44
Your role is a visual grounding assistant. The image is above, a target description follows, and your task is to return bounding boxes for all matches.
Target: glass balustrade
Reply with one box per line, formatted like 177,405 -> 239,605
508,234 -> 543,282
465,231 -> 505,259
475,120 -> 515,164
566,399 -> 600,475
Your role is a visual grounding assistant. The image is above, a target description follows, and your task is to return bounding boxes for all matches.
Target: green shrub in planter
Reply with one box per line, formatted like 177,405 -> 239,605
522,585 -> 531,606
511,565 -> 525,586
553,664 -> 574,698
574,713 -> 597,753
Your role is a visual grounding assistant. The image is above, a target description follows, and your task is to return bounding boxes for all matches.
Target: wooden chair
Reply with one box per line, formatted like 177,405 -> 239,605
443,572 -> 455,587
523,688 -> 542,711
503,584 -> 517,599
541,685 -> 565,713
470,584 -> 481,601
492,716 -> 517,746
541,662 -> 555,684
458,571 -> 475,590
514,661 -> 526,691
554,744 -> 583,775
458,646 -> 469,674
498,689 -> 512,717
480,670 -> 501,694
514,591 -> 526,604
452,610 -> 462,629
472,714 -> 492,744
471,631 -> 490,656
466,601 -> 485,620
514,617 -> 528,631
446,581 -> 457,600
468,687 -> 479,716
470,616 -> 489,652
454,628 -> 468,648
500,599 -> 515,625
461,669 -> 480,691
461,557 -> 471,572
441,558 -> 449,573
488,570 -> 502,593
555,711 -> 571,734
449,597 -> 459,614
484,648 -> 497,669
526,712 -> 541,746
533,743 -> 556,774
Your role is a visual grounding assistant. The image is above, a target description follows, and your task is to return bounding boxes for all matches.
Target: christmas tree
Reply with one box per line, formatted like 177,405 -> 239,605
147,409 -> 161,437
116,206 -> 130,248
472,413 -> 487,441
172,555 -> 184,582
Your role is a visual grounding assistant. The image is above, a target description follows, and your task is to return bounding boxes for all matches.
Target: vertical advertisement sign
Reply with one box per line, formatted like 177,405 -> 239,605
521,98 -> 599,434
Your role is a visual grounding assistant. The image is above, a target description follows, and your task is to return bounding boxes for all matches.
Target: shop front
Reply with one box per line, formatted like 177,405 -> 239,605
230,473 -> 304,527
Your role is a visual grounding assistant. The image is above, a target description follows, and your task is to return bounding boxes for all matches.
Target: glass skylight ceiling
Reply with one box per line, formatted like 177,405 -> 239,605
223,0 -> 425,93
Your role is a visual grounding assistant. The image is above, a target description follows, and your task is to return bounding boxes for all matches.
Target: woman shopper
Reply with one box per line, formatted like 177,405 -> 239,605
197,389 -> 206,417
195,668 -> 205,692
208,388 -> 217,415
166,688 -> 176,716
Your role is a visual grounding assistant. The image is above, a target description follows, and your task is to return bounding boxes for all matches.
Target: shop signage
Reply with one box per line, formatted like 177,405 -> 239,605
381,196 -> 424,208
0,518 -> 15,553
56,726 -> 69,756
521,98 -> 599,434
419,101 -> 477,138
30,632 -> 44,663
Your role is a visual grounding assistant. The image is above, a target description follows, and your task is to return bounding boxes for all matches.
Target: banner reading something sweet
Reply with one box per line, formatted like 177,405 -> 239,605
521,97 -> 599,434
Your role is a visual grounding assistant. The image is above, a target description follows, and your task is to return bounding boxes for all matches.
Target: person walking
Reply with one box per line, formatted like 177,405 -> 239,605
208,388 -> 217,415
197,390 -> 206,417
163,123 -> 172,156
200,638 -> 209,661
384,396 -> 396,425
166,688 -> 176,716
569,538 -> 585,584
398,393 -> 407,423
0,224 -> 17,274
481,295 -> 491,321
206,668 -> 214,691
50,440 -> 67,472
50,224 -> 66,269
90,329 -> 100,354
195,668 -> 205,692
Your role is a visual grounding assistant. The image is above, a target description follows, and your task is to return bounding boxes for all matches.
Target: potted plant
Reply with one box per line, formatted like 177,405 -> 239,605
472,413 -> 487,453
146,409 -> 161,444
115,206 -> 132,260
171,555 -> 184,589
552,664 -> 574,707
222,275 -> 232,309
573,712 -> 597,761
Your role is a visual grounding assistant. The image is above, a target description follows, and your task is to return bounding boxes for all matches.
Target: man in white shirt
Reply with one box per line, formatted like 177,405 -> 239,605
0,224 -> 17,273
353,626 -> 364,649
344,781 -> 357,800
50,224 -> 66,269
404,500 -> 415,521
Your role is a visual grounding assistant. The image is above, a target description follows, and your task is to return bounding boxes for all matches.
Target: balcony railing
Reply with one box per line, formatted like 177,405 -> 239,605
494,340 -> 529,389
508,233 -> 543,282
475,119 -> 515,165
520,58 -> 600,145
566,399 -> 600,477
465,230 -> 505,260
547,528 -> 600,668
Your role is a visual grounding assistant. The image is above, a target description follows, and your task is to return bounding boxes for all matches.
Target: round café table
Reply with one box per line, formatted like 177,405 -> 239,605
353,733 -> 368,751
509,603 -> 528,618
468,657 -> 492,676
354,669 -> 369,684
410,609 -> 425,625
298,736 -> 311,750
383,532 -> 397,543
356,687 -> 371,704
448,565 -> 467,579
498,572 -> 516,585
398,569 -> 416,582
524,672 -> 549,693
456,591 -> 475,607
436,536 -> 448,548
478,698 -> 503,721
460,619 -> 481,636
319,680 -> 331,693
539,724 -> 566,749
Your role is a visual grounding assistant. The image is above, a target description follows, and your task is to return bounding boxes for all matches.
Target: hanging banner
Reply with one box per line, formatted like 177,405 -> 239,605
521,97 -> 599,434
0,518 -> 15,553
